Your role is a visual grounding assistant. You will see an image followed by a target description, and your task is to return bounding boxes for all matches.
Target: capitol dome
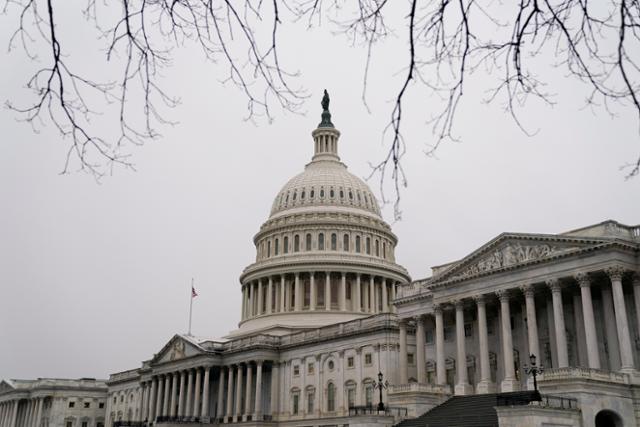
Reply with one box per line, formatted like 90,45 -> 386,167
231,91 -> 410,338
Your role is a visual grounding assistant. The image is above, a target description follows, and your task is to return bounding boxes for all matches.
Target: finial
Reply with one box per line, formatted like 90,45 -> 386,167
318,89 -> 334,128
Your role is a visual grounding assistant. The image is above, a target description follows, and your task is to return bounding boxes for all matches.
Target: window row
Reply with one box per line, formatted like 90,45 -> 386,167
275,185 -> 378,212
292,353 -> 374,377
258,232 -> 394,261
290,380 -> 377,415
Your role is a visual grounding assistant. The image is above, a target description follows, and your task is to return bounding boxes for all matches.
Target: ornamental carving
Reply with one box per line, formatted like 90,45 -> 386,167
452,243 -> 577,279
169,340 -> 186,361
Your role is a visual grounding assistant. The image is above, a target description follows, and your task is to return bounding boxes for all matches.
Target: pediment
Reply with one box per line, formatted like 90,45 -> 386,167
152,335 -> 203,365
435,233 -> 609,282
0,380 -> 15,394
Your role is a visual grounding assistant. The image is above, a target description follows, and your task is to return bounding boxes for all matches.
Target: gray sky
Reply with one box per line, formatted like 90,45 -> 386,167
0,3 -> 638,381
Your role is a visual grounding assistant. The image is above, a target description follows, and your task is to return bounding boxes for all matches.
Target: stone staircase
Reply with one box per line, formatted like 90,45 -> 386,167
394,391 -> 540,427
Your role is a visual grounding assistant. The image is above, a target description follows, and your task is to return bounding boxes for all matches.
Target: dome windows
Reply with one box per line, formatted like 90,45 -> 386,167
301,190 -> 306,200
275,238 -> 279,255
293,191 -> 297,201
375,239 -> 380,257
331,233 -> 337,250
366,237 -> 371,255
339,189 -> 344,199
294,235 -> 300,252
267,241 -> 272,257
310,188 -> 315,198
284,236 -> 289,254
349,190 -> 353,200
306,234 -> 312,251
330,188 -> 335,198
355,236 -> 361,253
320,188 -> 325,198
318,233 -> 325,250
343,234 -> 350,251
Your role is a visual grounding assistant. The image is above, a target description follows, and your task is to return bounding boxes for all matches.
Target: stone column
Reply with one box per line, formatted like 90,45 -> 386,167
474,295 -> 494,393
370,276 -> 376,313
271,363 -> 280,417
280,276 -> 286,312
194,368 -> 202,419
415,316 -> 426,383
202,367 -> 211,419
576,273 -> 601,369
355,274 -> 362,312
454,300 -> 472,395
340,272 -> 347,311
35,397 -> 43,427
633,274 -> 640,350
170,372 -> 178,417
246,284 -> 253,318
266,277 -> 273,314
257,279 -> 264,315
254,361 -> 263,419
226,365 -> 235,419
399,319 -> 408,384
497,290 -> 519,391
149,376 -> 158,422
293,273 -> 301,311
435,305 -> 446,387
163,375 -> 171,416
382,279 -> 389,312
9,400 -> 18,427
244,363 -> 253,420
184,369 -> 194,417
235,365 -> 243,421
178,371 -> 186,416
607,266 -> 635,370
547,279 -> 569,368
601,286 -> 621,370
241,286 -> 247,320
310,273 -> 316,310
323,272 -> 330,310
521,284 -> 540,363
216,368 -> 225,419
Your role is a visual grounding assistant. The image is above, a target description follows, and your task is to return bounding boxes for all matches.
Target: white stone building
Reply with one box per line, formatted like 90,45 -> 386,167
0,378 -> 107,427
2,93 -> 640,427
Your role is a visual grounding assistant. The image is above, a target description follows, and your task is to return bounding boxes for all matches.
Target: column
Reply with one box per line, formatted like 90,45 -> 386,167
244,363 -> 253,420
547,279 -> 569,368
226,365 -> 234,419
216,368 -> 225,420
325,272 -> 331,310
235,365 -> 243,421
399,319 -> 408,384
369,276 -> 376,313
163,375 -> 171,416
633,274 -> 640,351
355,274 -> 362,312
10,400 -> 18,427
140,383 -> 148,421
186,369 -> 194,417
270,363 -> 280,417
241,286 -> 246,320
202,367 -> 211,419
601,286 -> 621,369
246,284 -> 253,318
194,368 -> 202,419
497,290 -> 519,391
280,276 -> 286,312
267,277 -> 273,314
170,372 -> 178,417
149,377 -> 158,422
178,371 -> 186,416
310,273 -> 316,310
606,266 -> 635,370
382,279 -> 389,312
415,316 -> 426,383
391,282 -> 397,313
340,273 -> 347,311
474,295 -> 494,393
257,279 -> 264,315
572,292 -> 588,367
454,300 -> 472,395
155,375 -> 165,420
435,304 -> 446,387
521,284 -> 540,363
293,273 -> 301,311
254,361 -> 263,419
34,398 -> 42,427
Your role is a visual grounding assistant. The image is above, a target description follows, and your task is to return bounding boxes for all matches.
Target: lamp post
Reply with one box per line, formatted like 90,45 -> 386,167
524,353 -> 544,391
374,371 -> 389,411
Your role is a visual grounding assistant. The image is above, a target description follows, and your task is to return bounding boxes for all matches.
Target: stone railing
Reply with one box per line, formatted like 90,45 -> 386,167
224,334 -> 280,351
540,367 -> 630,384
388,382 -> 448,394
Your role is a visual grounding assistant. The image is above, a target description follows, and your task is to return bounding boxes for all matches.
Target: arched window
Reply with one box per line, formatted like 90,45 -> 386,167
267,241 -> 271,257
364,381 -> 374,407
375,239 -> 380,257
366,237 -> 371,255
301,190 -> 305,200
275,238 -> 279,255
283,236 -> 289,254
320,187 -> 325,198
349,190 -> 353,200
306,233 -> 312,251
292,191 -> 297,201
294,235 -> 300,252
355,236 -> 361,253
339,189 -> 344,199
310,188 -> 315,198
318,233 -> 325,250
383,242 -> 387,259
345,381 -> 356,409
343,234 -> 350,251
331,233 -> 337,250
330,188 -> 335,198
291,388 -> 300,415
327,383 -> 335,412
306,386 -> 315,414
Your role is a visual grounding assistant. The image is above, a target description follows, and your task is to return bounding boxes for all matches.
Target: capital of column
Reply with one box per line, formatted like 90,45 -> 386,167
495,289 -> 510,302
412,314 -> 424,323
519,283 -> 535,298
433,303 -> 443,315
473,294 -> 486,306
633,272 -> 640,287
574,272 -> 591,288
453,299 -> 464,310
605,265 -> 626,281
546,278 -> 561,293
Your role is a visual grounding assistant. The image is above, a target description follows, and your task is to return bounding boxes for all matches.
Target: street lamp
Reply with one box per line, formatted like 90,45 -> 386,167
524,353 -> 544,391
374,371 -> 389,411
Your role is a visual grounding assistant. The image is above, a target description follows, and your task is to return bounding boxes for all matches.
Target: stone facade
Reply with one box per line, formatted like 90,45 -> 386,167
0,378 -> 107,427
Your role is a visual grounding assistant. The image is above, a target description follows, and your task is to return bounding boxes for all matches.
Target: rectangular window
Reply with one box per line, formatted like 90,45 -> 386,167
347,357 -> 354,368
331,233 -> 337,250
355,236 -> 361,253
275,238 -> 279,255
464,323 -> 473,338
364,353 -> 372,365
82,422 -> 88,427
365,386 -> 373,407
99,403 -> 104,409
427,371 -> 435,385
307,393 -> 314,413
347,388 -> 355,408
293,394 -> 299,415
307,362 -> 314,374
318,233 -> 325,250
284,236 -> 289,253
425,329 -> 434,344
293,365 -> 300,376
407,353 -> 415,365
84,402 -> 90,409
68,402 -> 75,408
97,423 -> 104,427
66,422 -> 72,427
444,326 -> 454,341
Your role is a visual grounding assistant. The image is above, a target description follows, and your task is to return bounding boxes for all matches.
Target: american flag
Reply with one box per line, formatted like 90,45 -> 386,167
191,286 -> 198,298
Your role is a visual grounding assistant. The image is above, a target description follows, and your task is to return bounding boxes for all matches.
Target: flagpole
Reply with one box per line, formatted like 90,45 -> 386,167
188,278 -> 194,336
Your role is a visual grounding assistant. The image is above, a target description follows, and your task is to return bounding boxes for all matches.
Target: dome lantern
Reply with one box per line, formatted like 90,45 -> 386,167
311,89 -> 341,163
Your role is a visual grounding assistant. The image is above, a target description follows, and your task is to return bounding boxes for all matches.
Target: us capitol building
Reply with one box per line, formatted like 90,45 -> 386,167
2,93 -> 640,427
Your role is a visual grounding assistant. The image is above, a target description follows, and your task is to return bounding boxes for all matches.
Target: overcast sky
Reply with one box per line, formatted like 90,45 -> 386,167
1,3 -> 638,382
